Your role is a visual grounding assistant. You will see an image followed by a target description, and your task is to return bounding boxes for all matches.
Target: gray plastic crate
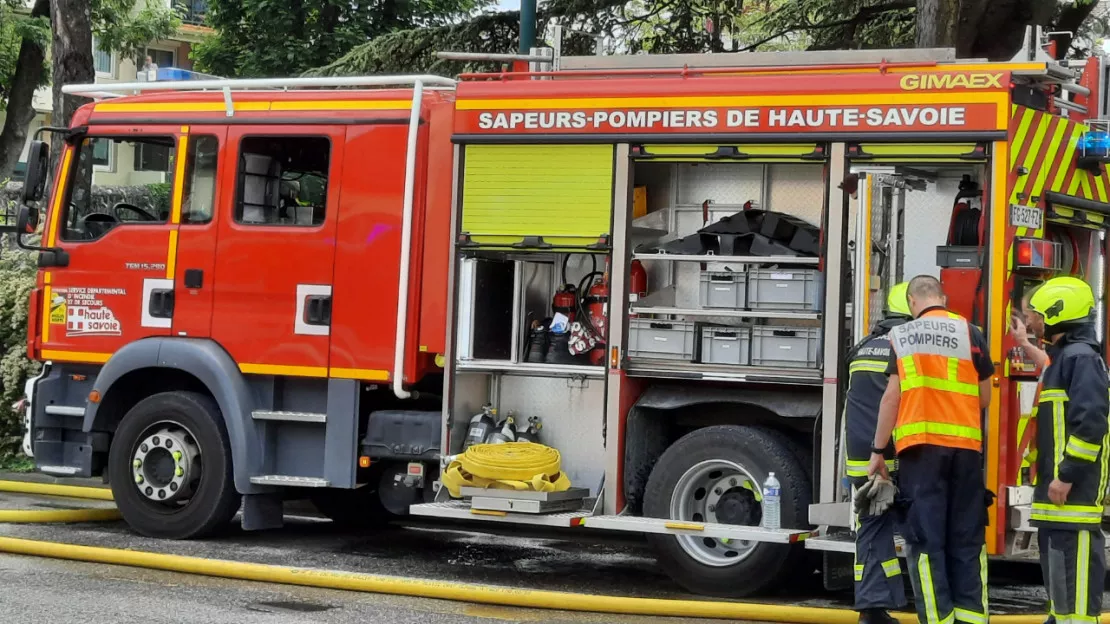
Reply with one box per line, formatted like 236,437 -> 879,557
699,271 -> 747,309
750,325 -> 821,368
628,318 -> 696,361
747,268 -> 823,311
700,326 -> 751,365
936,246 -> 982,268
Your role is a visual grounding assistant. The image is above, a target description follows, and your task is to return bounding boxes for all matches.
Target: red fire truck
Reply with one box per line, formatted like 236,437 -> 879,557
9,30 -> 1110,596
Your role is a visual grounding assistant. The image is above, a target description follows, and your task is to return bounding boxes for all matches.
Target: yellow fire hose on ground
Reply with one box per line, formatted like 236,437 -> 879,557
0,479 -> 1074,624
0,479 -> 119,523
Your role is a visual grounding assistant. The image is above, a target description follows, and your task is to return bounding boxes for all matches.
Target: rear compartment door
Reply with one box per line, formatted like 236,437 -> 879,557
37,128 -> 189,364
210,126 -> 344,377
165,126 -> 228,339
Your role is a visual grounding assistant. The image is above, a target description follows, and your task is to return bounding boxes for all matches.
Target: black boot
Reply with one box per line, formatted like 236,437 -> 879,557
858,609 -> 898,624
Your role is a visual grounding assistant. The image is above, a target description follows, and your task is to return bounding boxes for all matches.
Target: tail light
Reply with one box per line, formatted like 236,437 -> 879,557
1013,237 -> 1063,277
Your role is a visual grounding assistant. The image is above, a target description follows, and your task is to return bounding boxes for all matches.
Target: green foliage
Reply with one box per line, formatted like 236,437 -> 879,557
145,181 -> 171,215
193,0 -> 497,78
92,0 -> 181,62
0,221 -> 39,462
0,0 -> 50,111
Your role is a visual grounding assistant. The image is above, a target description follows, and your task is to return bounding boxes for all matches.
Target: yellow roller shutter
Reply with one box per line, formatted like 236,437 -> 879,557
461,144 -> 614,249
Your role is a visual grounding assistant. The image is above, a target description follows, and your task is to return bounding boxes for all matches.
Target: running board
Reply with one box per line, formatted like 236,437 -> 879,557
807,532 -> 906,556
250,475 -> 329,487
409,501 -> 817,542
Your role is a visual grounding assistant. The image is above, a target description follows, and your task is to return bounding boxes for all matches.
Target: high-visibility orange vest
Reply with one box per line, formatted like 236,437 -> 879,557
888,308 -> 982,453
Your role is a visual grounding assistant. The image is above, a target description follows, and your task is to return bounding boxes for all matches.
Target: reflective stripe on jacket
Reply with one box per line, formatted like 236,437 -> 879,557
889,309 -> 982,453
1032,323 -> 1110,529
844,318 -> 905,478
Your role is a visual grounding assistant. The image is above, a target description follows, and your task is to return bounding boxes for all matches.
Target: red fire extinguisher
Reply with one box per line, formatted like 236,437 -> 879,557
629,260 -> 648,302
552,284 -> 577,323
584,276 -> 609,366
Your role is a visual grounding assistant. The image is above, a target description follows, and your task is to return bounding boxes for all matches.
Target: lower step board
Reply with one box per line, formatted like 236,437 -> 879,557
250,475 -> 330,487
806,532 -> 906,555
408,501 -> 817,543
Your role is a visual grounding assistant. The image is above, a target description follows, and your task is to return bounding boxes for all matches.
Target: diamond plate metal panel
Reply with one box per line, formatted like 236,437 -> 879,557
676,163 -> 763,205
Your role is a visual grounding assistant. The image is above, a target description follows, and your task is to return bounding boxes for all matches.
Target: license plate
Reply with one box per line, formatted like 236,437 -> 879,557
1010,204 -> 1043,230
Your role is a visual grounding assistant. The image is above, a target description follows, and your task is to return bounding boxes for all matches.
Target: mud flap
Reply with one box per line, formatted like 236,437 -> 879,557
823,551 -> 854,591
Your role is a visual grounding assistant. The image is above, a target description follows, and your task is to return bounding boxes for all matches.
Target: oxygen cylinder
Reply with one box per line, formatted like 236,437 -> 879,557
462,404 -> 497,450
486,415 -> 517,444
515,416 -> 543,443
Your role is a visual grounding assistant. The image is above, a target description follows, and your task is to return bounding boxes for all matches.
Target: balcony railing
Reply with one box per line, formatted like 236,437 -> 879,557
172,0 -> 207,26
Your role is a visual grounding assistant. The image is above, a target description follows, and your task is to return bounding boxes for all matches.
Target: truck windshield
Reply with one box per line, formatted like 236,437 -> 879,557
61,135 -> 176,242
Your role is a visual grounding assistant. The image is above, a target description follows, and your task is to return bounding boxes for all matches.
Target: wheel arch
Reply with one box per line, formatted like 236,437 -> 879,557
85,338 -> 263,494
623,384 -> 819,514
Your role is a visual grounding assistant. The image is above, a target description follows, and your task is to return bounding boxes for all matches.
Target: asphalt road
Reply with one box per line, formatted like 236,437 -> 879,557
0,553 -> 743,624
0,486 -> 1083,622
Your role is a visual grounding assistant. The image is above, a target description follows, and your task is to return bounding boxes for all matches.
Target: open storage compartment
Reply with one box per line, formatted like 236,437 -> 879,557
623,145 -> 828,383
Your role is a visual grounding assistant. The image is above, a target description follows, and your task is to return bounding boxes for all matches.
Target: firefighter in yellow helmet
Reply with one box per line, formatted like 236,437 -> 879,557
844,283 -> 912,623
1011,276 -> 1108,624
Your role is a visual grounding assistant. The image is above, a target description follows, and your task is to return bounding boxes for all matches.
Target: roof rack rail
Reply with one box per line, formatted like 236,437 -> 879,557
61,74 -> 457,99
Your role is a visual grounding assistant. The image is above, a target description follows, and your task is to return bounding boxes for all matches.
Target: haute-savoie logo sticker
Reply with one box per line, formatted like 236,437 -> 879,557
50,287 -> 125,337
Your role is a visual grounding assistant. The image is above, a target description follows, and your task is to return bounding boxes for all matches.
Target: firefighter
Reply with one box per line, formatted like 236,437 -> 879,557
1013,276 -> 1108,624
846,282 -> 912,624
868,275 -> 995,624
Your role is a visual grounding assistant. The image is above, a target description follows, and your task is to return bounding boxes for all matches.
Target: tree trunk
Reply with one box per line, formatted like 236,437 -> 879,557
0,0 -> 50,181
49,0 -> 94,167
916,0 -> 960,48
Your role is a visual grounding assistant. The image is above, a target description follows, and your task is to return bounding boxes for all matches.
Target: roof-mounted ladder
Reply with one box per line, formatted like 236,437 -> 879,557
61,74 -> 457,401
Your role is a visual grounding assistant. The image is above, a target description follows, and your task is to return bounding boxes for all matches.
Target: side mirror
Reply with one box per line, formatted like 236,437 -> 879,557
16,204 -> 39,235
22,141 -> 50,203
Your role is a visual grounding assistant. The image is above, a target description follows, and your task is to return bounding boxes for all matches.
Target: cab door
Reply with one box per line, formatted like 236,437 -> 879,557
165,127 -> 227,339
38,129 -> 188,363
210,127 -> 344,377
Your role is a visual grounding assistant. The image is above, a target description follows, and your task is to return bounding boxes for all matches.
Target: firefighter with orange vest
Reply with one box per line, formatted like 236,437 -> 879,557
868,275 -> 995,624
845,282 -> 912,624
1011,276 -> 1108,624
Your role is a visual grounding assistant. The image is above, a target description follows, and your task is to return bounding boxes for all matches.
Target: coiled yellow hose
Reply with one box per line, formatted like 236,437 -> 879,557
441,442 -> 571,497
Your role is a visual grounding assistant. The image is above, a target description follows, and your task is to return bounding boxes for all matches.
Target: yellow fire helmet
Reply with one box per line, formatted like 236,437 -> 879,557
886,282 -> 911,318
1028,276 -> 1095,326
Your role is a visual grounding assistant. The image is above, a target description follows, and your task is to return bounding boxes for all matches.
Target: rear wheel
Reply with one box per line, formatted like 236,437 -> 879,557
108,391 -> 240,539
643,425 -> 812,597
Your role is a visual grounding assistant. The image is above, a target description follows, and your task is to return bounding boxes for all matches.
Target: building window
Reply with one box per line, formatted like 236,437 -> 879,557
93,37 -> 114,76
134,142 -> 172,172
235,136 -> 330,226
90,137 -> 114,171
144,47 -> 176,70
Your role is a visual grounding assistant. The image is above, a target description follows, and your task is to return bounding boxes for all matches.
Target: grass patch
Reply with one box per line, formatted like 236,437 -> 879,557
0,456 -> 35,473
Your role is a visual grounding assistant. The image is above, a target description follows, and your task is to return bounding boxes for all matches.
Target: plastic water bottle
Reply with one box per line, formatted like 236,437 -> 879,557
762,472 -> 782,530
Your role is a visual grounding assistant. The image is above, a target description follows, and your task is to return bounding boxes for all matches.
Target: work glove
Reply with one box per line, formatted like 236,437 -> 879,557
853,475 -> 897,517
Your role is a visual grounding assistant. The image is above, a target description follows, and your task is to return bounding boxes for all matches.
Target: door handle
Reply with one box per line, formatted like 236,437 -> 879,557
184,268 -> 204,289
149,289 -> 174,319
303,295 -> 331,326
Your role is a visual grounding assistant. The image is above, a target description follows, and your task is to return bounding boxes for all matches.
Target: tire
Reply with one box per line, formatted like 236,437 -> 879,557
309,463 -> 395,527
108,391 -> 240,539
643,425 -> 812,598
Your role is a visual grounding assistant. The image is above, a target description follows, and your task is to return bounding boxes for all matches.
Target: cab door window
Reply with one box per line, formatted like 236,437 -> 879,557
61,135 -> 176,242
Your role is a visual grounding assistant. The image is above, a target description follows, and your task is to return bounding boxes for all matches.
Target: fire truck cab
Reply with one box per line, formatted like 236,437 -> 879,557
11,30 -> 1110,597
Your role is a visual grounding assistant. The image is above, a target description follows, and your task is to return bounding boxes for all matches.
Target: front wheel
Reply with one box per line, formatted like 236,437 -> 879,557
643,425 -> 812,597
108,391 -> 240,539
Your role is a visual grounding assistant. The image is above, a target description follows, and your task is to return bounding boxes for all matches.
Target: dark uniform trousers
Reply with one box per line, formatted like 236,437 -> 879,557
1039,528 -> 1105,624
899,445 -> 989,624
854,474 -> 907,611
